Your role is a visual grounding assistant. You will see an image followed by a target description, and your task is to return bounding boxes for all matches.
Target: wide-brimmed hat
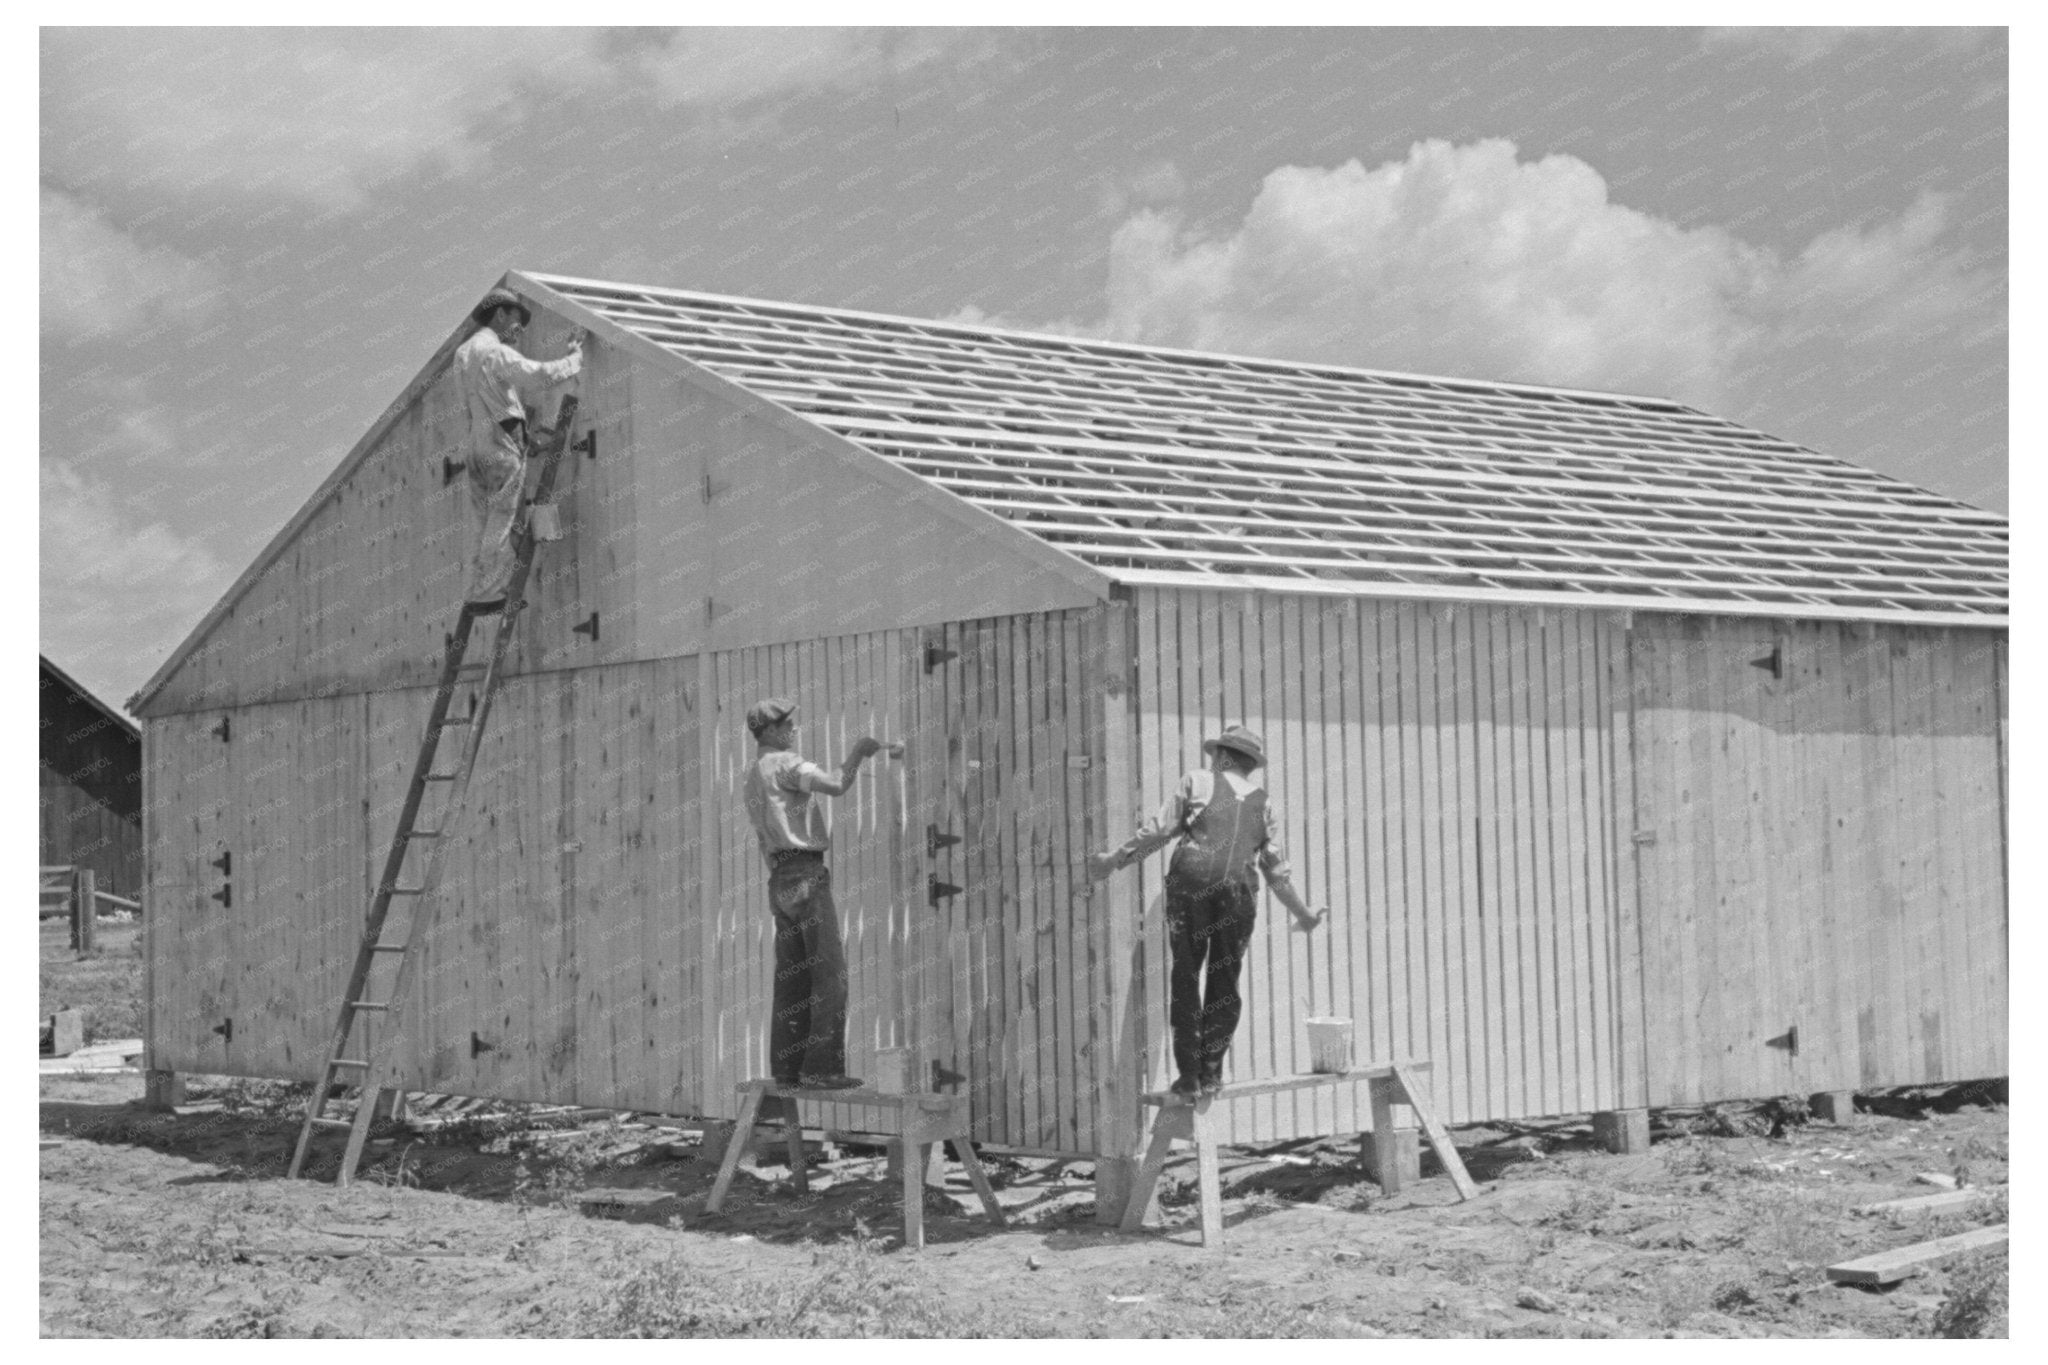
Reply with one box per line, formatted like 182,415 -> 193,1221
471,288 -> 532,327
746,696 -> 798,737
1201,725 -> 1265,769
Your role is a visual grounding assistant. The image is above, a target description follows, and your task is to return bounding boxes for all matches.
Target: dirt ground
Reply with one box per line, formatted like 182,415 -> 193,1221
38,1064 -> 2008,1338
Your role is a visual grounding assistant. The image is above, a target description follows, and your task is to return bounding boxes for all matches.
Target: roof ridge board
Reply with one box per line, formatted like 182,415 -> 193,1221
534,270 -> 1699,409
892,458 -> 2007,559
932,488 -> 2007,581
823,419 -> 2001,522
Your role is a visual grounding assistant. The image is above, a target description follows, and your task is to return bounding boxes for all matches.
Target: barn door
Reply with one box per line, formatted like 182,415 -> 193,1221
148,711 -> 239,1074
1628,617 -> 1842,1103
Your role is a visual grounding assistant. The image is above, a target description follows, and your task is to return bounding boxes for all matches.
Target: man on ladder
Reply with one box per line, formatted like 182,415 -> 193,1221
456,287 -> 582,607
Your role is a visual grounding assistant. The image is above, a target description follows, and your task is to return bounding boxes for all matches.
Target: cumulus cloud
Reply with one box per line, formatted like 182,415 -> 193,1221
634,27 -> 1002,109
40,189 -> 224,340
41,29 -> 622,211
40,457 -> 228,707
1699,26 -> 1995,67
41,28 -> 1012,211
1088,139 -> 2001,412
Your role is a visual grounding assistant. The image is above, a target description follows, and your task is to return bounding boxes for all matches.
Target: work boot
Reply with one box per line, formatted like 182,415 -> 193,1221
1169,1075 -> 1201,1097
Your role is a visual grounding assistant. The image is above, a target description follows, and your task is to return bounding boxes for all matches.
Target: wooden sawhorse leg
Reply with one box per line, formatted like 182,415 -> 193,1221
1367,1067 -> 1478,1201
705,1082 -> 767,1214
1118,1098 -> 1225,1248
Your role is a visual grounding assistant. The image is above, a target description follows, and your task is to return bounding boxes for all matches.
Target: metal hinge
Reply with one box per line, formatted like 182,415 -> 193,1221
442,455 -> 466,486
212,1017 -> 233,1043
702,473 -> 729,503
926,824 -> 961,858
471,1031 -> 496,1059
210,851 -> 232,875
924,642 -> 957,673
928,875 -> 962,907
931,1060 -> 966,1090
1765,1025 -> 1799,1056
573,612 -> 600,643
211,884 -> 232,908
1631,830 -> 1658,846
1750,642 -> 1784,679
211,716 -> 231,743
574,431 -> 597,460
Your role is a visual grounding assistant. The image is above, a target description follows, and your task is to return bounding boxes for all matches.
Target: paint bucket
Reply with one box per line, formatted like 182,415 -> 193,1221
872,1046 -> 912,1095
1305,1017 -> 1354,1075
527,502 -> 563,542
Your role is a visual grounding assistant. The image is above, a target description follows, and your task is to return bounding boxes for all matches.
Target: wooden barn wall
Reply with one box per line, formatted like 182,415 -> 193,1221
144,697 -> 367,1076
1628,617 -> 2007,1105
142,632 -> 928,1127
1124,589 -> 1635,1140
628,376 -> 1101,662
141,315 -> 644,719
40,767 -> 143,897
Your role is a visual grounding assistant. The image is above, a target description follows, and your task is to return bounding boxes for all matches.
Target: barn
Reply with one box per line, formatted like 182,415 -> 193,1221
130,270 -> 2008,1212
42,654 -> 143,897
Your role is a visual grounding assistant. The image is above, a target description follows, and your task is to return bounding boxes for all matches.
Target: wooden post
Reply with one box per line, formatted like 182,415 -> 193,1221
1593,1108 -> 1651,1154
1809,1090 -> 1858,1124
71,868 -> 97,953
143,1070 -> 185,1111
1092,599 -> 1143,1224
1359,1126 -> 1421,1187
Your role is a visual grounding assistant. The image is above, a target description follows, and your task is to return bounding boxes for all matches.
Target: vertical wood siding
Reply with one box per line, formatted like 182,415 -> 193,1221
142,594 -> 2005,1154
1629,617 -> 2008,1102
1127,589 -> 1630,1137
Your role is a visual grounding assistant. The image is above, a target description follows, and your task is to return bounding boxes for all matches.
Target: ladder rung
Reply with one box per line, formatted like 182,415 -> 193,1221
348,1001 -> 390,1012
434,716 -> 473,728
424,773 -> 461,781
406,829 -> 444,839
370,944 -> 406,954
330,1059 -> 370,1069
311,1117 -> 354,1131
388,888 -> 426,896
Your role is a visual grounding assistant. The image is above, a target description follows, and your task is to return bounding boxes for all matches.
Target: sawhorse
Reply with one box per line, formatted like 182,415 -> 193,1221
1120,1061 -> 1479,1248
703,1080 -> 1006,1249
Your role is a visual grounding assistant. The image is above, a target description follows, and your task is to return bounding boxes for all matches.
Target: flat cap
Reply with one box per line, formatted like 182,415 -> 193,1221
746,696 -> 798,736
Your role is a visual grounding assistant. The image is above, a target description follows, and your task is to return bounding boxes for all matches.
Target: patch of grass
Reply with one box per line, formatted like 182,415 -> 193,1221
1927,1249 -> 2007,1338
39,921 -> 144,1043
560,1227 -> 987,1337
1538,1185 -> 1616,1232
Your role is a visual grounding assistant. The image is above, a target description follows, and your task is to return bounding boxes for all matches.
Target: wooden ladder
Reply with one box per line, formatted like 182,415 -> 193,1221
288,396 -> 584,1185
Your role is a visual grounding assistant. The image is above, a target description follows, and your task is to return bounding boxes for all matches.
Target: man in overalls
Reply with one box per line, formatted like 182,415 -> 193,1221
1088,726 -> 1326,1096
453,287 -> 582,606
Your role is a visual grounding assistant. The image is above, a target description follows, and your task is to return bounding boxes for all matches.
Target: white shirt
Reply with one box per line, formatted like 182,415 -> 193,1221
454,326 -> 581,440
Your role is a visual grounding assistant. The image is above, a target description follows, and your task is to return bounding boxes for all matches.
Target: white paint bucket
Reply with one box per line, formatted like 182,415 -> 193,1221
528,502 -> 563,542
1305,1017 -> 1354,1074
872,1046 -> 913,1094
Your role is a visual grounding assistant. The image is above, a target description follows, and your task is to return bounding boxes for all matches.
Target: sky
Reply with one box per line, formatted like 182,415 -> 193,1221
38,26 -> 2009,713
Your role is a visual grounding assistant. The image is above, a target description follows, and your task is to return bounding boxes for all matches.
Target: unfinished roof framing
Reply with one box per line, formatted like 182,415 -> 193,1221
527,271 -> 2007,626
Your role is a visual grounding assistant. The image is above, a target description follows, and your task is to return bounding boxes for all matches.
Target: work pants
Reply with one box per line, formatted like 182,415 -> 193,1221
767,852 -> 849,1081
1164,879 -> 1259,1087
465,419 -> 526,601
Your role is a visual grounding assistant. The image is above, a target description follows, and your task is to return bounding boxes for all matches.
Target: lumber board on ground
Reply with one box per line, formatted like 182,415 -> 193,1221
1825,1225 -> 2007,1286
1854,1190 -> 1987,1217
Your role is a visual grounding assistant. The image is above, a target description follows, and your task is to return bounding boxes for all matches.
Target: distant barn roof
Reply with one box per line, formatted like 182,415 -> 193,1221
533,272 -> 2007,626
